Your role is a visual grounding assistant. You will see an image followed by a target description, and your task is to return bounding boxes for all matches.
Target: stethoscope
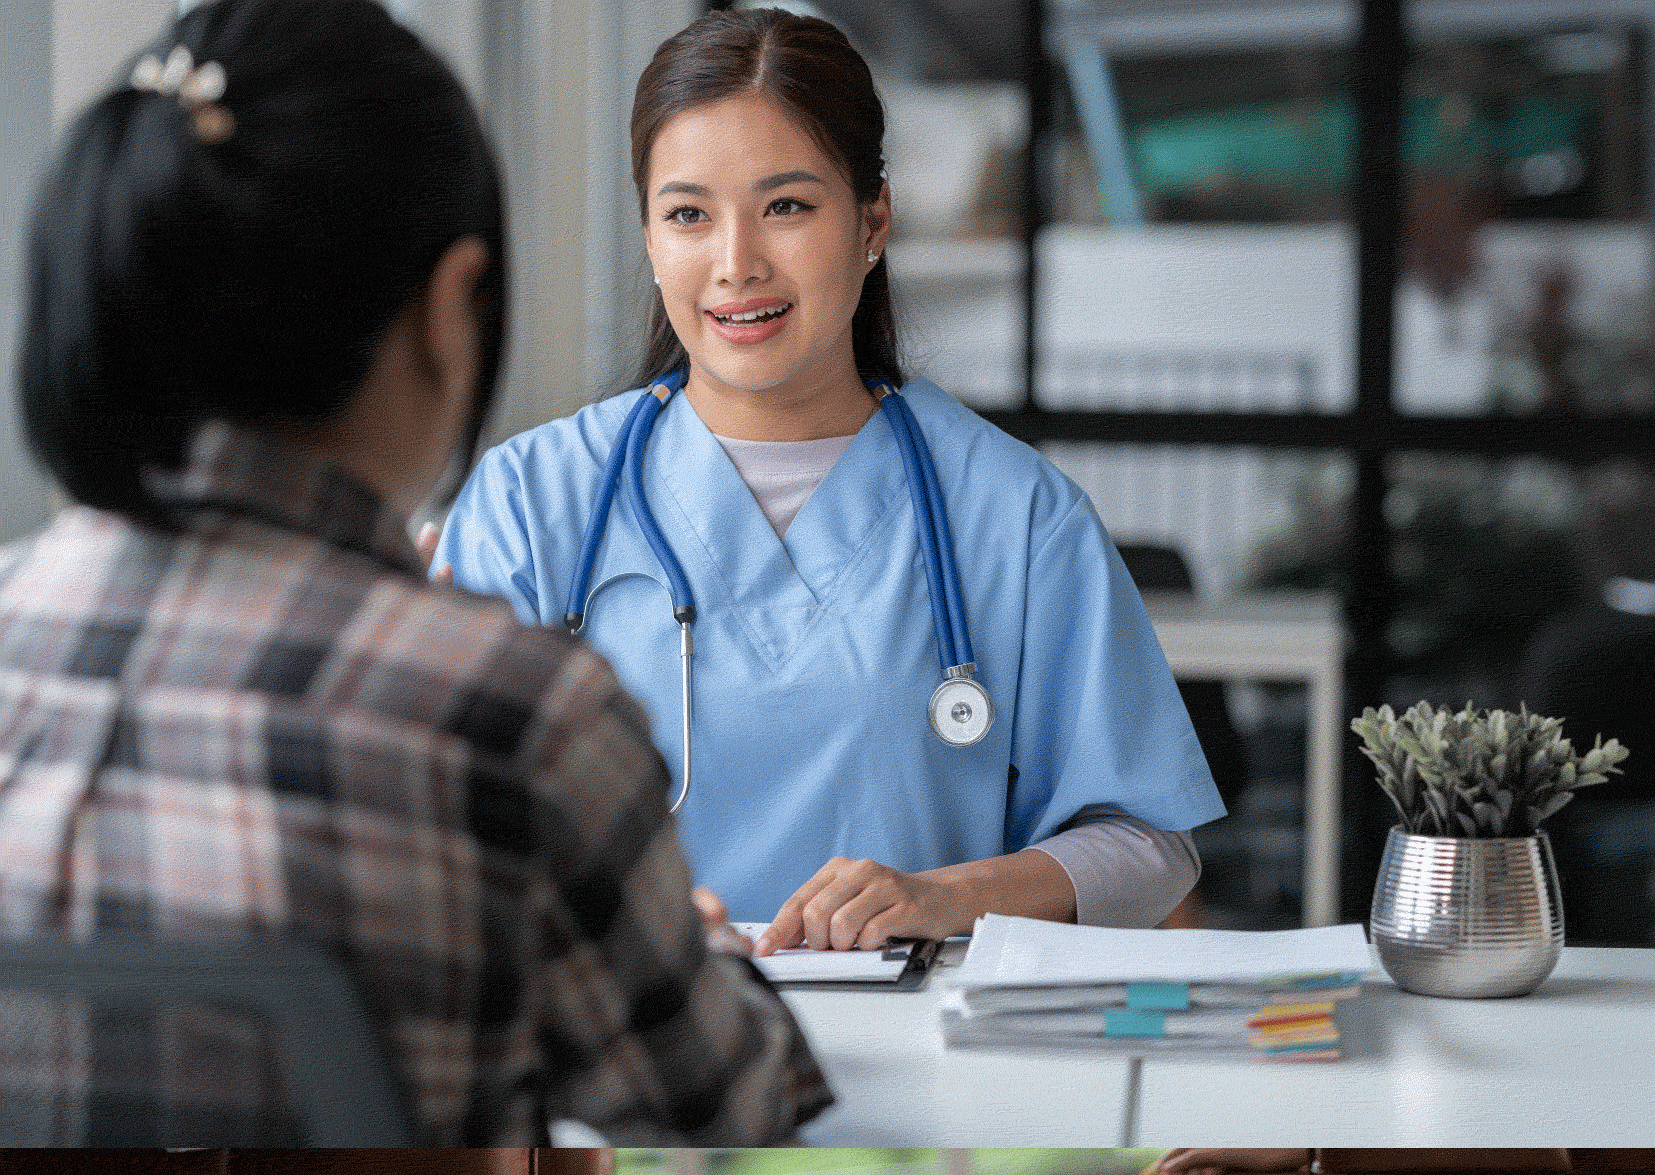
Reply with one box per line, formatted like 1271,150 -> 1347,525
563,367 -> 992,814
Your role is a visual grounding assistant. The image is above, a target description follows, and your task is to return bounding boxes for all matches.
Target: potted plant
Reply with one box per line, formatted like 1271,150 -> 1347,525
1351,702 -> 1629,997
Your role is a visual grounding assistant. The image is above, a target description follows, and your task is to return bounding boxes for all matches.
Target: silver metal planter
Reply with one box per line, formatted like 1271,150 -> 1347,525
1370,826 -> 1563,998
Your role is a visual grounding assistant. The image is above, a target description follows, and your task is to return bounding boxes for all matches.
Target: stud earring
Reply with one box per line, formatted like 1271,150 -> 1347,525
652,274 -> 660,286
866,249 -> 880,264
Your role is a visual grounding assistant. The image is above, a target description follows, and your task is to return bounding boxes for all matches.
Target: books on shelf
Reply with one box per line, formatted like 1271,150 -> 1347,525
940,913 -> 1370,1061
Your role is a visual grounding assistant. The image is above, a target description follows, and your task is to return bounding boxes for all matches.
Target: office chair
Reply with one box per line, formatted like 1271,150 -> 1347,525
0,936 -> 413,1146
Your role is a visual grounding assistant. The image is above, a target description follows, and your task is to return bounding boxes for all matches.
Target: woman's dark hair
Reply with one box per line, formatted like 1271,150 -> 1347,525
628,7 -> 902,388
18,0 -> 507,522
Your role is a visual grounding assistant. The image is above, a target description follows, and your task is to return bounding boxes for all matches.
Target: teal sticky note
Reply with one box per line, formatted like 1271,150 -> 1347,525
1104,1008 -> 1167,1037
1126,981 -> 1190,1010
1289,971 -> 1365,989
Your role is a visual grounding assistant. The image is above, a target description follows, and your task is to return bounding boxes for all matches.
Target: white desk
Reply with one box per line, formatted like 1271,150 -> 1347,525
787,944 -> 1655,1146
787,946 -> 1134,1146
1143,592 -> 1345,927
1132,946 -> 1655,1146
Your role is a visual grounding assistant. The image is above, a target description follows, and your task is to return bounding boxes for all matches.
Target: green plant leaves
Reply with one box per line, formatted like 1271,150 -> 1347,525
1350,701 -> 1630,837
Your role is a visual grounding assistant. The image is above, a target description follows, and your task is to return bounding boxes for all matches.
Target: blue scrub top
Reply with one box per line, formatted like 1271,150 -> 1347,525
436,376 -> 1226,922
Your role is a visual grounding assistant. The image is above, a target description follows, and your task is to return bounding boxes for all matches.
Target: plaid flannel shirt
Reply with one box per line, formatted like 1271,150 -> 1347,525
0,423 -> 831,1146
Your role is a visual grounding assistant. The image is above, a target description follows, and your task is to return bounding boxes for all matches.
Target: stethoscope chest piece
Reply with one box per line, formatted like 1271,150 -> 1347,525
928,672 -> 993,747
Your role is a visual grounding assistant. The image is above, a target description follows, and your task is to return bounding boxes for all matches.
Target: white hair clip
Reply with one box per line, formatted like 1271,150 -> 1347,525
131,45 -> 235,144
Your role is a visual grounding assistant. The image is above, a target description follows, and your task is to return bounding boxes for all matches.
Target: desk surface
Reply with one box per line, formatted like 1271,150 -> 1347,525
1134,945 -> 1655,1147
788,942 -> 1133,1146
786,943 -> 1655,1147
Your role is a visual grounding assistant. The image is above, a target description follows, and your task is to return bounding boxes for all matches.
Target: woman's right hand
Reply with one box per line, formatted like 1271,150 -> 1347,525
416,521 -> 452,583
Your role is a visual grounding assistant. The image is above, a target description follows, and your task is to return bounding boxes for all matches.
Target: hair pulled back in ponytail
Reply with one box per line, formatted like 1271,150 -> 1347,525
628,7 -> 902,389
19,0 -> 506,523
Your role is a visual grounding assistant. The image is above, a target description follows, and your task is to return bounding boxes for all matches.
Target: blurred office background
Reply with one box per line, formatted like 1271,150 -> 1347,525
4,0 -> 1655,942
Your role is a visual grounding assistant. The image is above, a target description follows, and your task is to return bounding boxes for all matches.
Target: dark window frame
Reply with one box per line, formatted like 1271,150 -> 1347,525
706,0 -> 1655,919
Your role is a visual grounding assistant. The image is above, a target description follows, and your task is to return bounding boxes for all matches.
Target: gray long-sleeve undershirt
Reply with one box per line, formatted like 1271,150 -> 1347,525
1029,806 -> 1201,927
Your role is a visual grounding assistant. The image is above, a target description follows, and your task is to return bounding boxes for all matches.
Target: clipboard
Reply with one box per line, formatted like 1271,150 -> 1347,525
735,924 -> 943,991
875,936 -> 943,991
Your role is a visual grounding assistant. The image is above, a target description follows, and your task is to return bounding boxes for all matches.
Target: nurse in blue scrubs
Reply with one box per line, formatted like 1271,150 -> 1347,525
432,8 -> 1226,950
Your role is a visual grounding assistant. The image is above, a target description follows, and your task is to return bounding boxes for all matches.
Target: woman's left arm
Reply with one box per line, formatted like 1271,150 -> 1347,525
1030,808 -> 1201,927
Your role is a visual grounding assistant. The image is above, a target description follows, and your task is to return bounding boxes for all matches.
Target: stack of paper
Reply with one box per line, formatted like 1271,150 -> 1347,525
941,914 -> 1370,1061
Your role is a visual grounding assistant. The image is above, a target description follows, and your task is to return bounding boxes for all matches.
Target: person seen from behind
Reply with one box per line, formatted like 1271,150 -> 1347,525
0,0 -> 828,1145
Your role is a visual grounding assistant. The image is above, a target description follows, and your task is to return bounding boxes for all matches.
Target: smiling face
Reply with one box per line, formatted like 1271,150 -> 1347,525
642,92 -> 890,439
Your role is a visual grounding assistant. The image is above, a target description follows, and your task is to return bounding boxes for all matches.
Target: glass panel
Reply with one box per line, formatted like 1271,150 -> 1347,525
1040,9 -> 1356,414
1374,452 -> 1581,697
1056,43 -> 1352,227
1378,452 -> 1655,946
1033,227 -> 1348,413
1047,444 -> 1354,929
808,0 -> 1031,408
1396,22 -> 1654,417
1047,444 -> 1347,598
1042,7 -> 1653,418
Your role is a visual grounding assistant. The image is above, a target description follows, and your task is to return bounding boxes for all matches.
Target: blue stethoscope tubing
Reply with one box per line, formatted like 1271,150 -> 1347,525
564,368 -> 993,815
876,385 -> 971,669
565,366 -> 696,811
873,382 -> 993,750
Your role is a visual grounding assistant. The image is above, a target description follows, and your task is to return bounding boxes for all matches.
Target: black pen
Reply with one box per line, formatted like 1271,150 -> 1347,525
885,936 -> 942,984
